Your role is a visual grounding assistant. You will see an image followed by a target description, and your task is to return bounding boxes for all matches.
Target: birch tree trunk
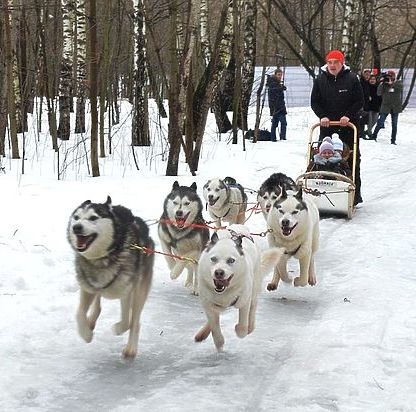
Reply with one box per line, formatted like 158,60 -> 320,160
190,0 -> 232,171
89,0 -> 99,176
132,0 -> 150,147
341,0 -> 354,62
58,0 -> 74,140
75,0 -> 86,133
211,0 -> 234,135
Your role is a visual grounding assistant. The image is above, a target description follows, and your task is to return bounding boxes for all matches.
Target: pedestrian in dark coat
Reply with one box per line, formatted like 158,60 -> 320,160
370,70 -> 403,144
310,49 -> 364,205
365,74 -> 382,138
267,68 -> 287,141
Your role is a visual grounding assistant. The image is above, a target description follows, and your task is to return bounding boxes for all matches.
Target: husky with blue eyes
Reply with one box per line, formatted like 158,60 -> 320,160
67,196 -> 154,359
158,181 -> 210,295
195,224 -> 283,351
267,186 -> 320,290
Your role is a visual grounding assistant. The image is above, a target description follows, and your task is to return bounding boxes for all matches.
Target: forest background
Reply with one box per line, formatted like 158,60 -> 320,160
1,0 -> 415,178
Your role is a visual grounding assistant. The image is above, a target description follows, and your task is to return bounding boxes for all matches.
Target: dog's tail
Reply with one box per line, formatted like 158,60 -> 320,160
260,247 -> 284,276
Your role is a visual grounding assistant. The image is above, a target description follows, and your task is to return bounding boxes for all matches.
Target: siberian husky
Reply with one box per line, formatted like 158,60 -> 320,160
67,196 -> 154,359
257,172 -> 298,221
203,177 -> 248,228
158,181 -> 210,294
266,186 -> 319,290
195,224 -> 283,351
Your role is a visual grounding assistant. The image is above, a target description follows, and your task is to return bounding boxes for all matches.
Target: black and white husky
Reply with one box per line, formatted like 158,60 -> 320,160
67,196 -> 154,359
158,181 -> 210,295
195,224 -> 283,351
267,187 -> 319,290
257,172 -> 298,221
203,177 -> 248,228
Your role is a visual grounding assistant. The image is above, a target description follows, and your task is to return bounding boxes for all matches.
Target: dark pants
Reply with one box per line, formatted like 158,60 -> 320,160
319,125 -> 362,203
271,112 -> 287,141
373,112 -> 399,143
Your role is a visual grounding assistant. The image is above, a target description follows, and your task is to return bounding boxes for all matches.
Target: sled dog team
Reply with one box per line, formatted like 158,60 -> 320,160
67,173 -> 320,357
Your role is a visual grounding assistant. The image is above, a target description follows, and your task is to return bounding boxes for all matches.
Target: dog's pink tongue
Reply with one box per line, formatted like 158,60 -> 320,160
76,236 -> 89,249
176,218 -> 186,228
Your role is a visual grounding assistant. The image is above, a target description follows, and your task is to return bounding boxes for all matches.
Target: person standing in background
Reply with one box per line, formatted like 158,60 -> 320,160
310,49 -> 364,205
364,74 -> 382,139
370,70 -> 403,144
267,68 -> 287,141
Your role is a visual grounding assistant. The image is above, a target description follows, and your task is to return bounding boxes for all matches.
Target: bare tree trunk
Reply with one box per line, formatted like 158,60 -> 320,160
89,0 -> 99,176
190,0 -> 232,171
35,0 -> 58,151
231,0 -> 242,144
3,0 -> 19,159
253,0 -> 271,143
238,0 -> 256,131
211,0 -> 234,134
132,0 -> 150,147
75,0 -> 86,133
58,0 -> 74,140
0,20 -> 7,155
99,0 -> 112,156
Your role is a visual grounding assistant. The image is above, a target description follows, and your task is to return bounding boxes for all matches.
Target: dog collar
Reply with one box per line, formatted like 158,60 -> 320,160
212,207 -> 231,220
284,244 -> 301,256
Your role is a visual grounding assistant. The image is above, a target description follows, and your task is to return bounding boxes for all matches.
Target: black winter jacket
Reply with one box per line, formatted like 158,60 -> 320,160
267,75 -> 287,116
311,66 -> 364,125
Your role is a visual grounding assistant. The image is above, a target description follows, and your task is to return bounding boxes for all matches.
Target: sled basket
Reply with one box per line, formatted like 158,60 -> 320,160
296,122 -> 357,219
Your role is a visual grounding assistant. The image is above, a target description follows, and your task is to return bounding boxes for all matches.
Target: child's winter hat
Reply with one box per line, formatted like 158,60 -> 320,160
319,138 -> 334,154
325,50 -> 345,63
331,133 -> 344,151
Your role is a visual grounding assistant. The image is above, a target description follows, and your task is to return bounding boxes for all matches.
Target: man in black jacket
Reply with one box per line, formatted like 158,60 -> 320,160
310,50 -> 364,205
267,68 -> 287,141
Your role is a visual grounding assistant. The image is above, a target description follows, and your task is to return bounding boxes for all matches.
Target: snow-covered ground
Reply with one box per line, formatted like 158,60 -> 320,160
1,104 -> 416,411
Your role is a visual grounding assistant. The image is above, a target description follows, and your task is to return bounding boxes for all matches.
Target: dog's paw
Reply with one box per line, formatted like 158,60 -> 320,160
294,276 -> 308,287
122,344 -> 137,359
190,288 -> 199,296
235,323 -> 248,338
78,322 -> 94,343
267,282 -> 277,291
112,321 -> 129,335
195,324 -> 211,342
308,276 -> 316,286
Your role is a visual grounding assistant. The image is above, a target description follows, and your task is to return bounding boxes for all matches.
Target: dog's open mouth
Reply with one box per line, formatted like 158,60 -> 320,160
175,212 -> 190,228
75,234 -> 97,251
281,223 -> 297,236
213,274 -> 234,293
208,197 -> 219,206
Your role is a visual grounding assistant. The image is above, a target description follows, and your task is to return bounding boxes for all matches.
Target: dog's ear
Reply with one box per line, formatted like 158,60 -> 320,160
210,232 -> 219,244
280,185 -> 287,199
172,181 -> 180,190
105,196 -> 112,207
80,199 -> 91,208
190,182 -> 197,192
294,187 -> 303,201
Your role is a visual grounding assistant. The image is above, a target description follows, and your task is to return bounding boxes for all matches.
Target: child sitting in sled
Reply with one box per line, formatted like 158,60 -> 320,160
307,137 -> 351,177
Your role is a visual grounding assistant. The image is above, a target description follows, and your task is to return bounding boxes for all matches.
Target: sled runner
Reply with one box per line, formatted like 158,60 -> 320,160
296,121 -> 357,219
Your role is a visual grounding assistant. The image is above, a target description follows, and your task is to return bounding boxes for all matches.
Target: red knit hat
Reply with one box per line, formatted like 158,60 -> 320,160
325,50 -> 345,63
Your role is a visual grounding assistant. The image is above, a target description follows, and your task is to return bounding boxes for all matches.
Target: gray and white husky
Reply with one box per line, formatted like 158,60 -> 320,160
67,196 -> 154,359
158,181 -> 210,295
203,177 -> 248,228
257,172 -> 298,221
267,186 -> 319,290
195,224 -> 283,351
